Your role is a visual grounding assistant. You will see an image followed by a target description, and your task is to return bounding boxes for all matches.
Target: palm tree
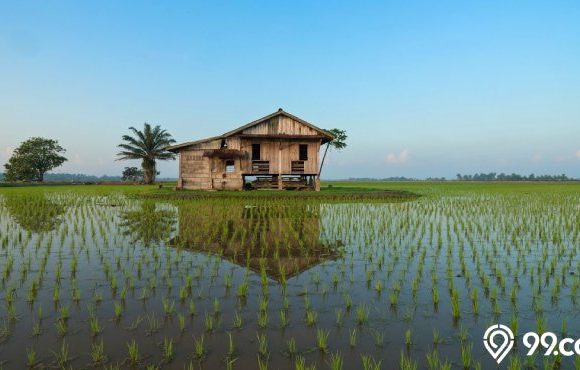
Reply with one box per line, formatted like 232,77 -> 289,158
120,201 -> 176,245
117,123 -> 176,184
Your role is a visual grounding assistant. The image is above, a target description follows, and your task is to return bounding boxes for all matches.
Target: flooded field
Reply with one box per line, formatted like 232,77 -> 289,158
0,184 -> 579,369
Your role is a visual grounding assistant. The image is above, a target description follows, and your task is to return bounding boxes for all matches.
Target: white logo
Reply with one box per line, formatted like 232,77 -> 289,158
483,324 -> 515,364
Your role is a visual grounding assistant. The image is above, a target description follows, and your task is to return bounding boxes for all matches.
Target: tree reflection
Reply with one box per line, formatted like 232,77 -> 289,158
120,201 -> 177,245
2,193 -> 66,233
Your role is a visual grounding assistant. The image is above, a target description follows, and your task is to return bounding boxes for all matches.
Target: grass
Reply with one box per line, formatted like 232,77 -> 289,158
0,181 -> 578,368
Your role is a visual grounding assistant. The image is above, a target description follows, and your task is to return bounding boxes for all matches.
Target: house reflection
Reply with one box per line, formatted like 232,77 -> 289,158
171,201 -> 338,281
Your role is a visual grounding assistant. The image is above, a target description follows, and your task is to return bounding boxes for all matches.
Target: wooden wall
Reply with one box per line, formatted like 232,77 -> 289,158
177,114 -> 325,190
179,139 -> 244,190
241,115 -> 320,136
238,139 -> 320,174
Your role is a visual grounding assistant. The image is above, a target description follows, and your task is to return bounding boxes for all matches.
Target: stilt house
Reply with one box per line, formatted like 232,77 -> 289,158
166,109 -> 334,190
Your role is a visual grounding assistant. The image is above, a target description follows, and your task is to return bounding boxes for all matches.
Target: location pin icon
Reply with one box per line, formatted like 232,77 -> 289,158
483,324 -> 515,364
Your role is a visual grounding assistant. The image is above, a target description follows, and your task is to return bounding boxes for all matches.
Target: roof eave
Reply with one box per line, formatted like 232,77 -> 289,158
165,135 -> 223,152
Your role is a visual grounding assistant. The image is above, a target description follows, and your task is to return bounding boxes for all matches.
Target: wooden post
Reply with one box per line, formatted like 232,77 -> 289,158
278,141 -> 283,190
318,142 -> 330,177
209,158 -> 214,190
177,153 -> 183,189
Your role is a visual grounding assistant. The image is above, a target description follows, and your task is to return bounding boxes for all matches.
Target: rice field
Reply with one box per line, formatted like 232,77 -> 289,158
0,182 -> 579,369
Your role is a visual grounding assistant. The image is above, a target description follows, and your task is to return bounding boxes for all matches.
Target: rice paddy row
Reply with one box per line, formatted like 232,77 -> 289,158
0,183 -> 578,369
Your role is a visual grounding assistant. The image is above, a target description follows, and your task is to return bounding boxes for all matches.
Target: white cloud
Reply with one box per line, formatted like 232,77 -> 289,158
576,150 -> 580,159
385,149 -> 410,165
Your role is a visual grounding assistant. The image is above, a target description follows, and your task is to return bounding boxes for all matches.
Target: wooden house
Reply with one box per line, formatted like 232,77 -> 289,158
166,109 -> 334,190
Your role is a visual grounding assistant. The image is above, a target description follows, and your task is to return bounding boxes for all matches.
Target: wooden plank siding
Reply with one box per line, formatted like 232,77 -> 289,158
169,110 -> 333,191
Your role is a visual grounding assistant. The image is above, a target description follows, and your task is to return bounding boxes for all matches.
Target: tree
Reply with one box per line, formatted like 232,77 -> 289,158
4,137 -> 67,182
116,123 -> 176,184
122,167 -> 144,182
318,128 -> 347,177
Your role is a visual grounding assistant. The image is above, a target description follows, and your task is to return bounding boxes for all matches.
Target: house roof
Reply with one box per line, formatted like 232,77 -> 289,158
166,109 -> 335,152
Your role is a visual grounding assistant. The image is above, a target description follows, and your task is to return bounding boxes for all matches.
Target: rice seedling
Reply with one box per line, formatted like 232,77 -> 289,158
94,291 -> 104,303
349,328 -> 357,347
536,316 -> 547,335
507,355 -> 521,370
52,340 -> 70,367
450,289 -> 460,320
372,330 -> 385,347
237,281 -> 249,299
31,319 -> 41,337
90,340 -> 106,364
316,328 -> 330,352
89,316 -> 103,336
344,294 -> 353,311
509,313 -> 518,336
328,351 -> 343,370
226,357 -> 237,370
233,311 -> 243,329
258,311 -> 269,328
162,298 -> 175,316
193,335 -> 206,359
213,297 -> 220,315
432,286 -> 439,306
188,300 -> 197,316
356,304 -> 369,325
114,302 -> 123,321
257,333 -> 268,357
286,337 -> 297,356
162,337 -> 174,362
305,310 -> 318,326
127,315 -> 144,331
55,319 -> 68,337
177,313 -> 186,333
205,313 -> 215,332
399,351 -> 417,370
227,331 -> 235,356
362,354 -> 383,370
460,343 -> 472,369
279,310 -> 289,328
26,348 -> 37,367
127,339 -> 140,365
294,355 -> 314,370
432,328 -> 443,345
425,348 -> 440,370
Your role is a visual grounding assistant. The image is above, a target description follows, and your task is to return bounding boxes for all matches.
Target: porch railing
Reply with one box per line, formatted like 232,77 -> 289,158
251,160 -> 270,174
291,160 -> 305,173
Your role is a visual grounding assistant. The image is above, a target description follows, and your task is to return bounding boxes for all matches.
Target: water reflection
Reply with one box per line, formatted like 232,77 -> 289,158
120,201 -> 177,245
172,201 -> 339,280
2,193 -> 66,233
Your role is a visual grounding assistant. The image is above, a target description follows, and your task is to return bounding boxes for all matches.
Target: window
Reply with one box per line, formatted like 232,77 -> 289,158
225,160 -> 235,173
252,144 -> 261,160
299,144 -> 308,160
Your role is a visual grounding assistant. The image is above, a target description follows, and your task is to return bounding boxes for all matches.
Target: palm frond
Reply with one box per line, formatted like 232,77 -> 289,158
117,123 -> 177,164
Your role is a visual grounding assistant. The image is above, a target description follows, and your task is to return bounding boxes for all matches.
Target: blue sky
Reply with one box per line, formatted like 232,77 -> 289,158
1,1 -> 579,179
